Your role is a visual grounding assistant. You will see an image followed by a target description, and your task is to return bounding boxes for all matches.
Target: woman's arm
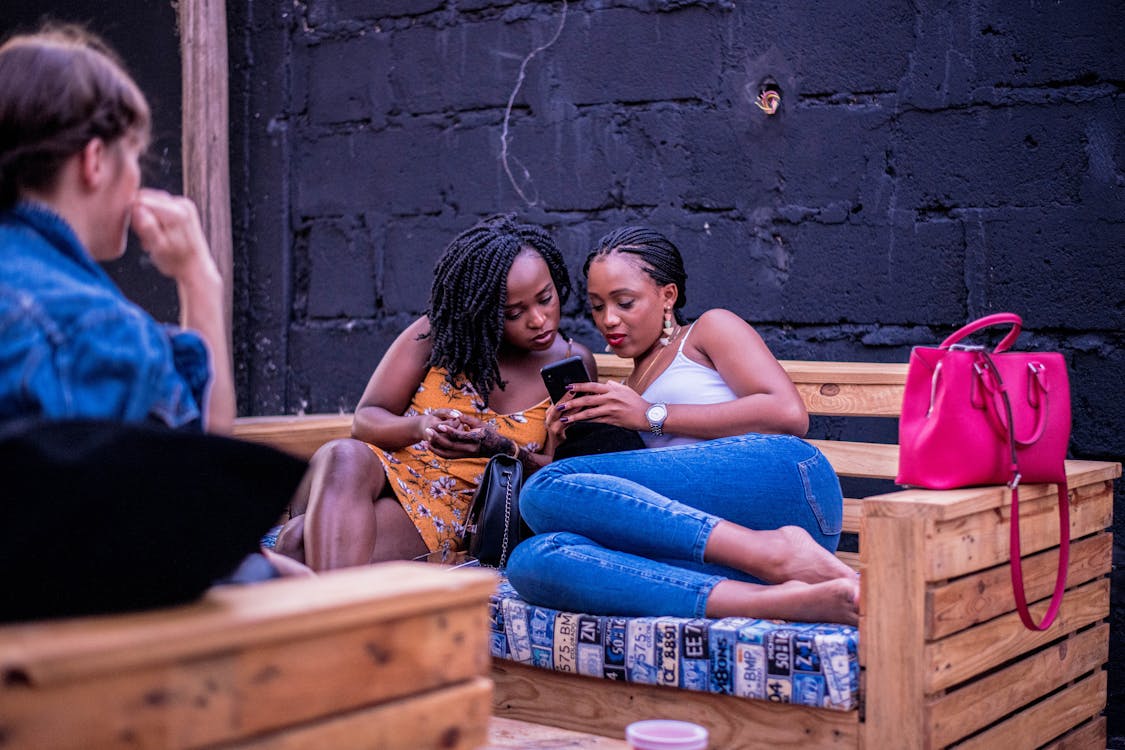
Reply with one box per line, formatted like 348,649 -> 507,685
669,308 -> 808,437
560,309 -> 808,439
350,316 -> 449,451
130,189 -> 234,433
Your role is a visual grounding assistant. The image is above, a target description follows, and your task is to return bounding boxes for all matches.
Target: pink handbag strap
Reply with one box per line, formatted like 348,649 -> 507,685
977,358 -> 1051,447
983,350 -> 1069,631
1009,482 -> 1070,630
940,312 -> 1023,353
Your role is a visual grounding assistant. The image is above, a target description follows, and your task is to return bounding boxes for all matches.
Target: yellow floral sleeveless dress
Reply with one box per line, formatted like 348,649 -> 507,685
370,367 -> 549,558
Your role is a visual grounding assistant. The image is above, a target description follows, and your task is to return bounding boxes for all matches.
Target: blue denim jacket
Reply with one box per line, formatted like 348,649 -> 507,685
0,202 -> 210,429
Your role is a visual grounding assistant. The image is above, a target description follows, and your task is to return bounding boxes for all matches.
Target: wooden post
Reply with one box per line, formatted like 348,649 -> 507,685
861,505 -> 929,749
178,0 -> 233,344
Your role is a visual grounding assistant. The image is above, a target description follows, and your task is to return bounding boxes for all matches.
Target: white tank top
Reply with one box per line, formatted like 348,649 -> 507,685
639,323 -> 737,448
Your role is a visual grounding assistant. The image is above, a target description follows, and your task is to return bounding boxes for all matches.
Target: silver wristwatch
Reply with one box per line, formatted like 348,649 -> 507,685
645,402 -> 668,436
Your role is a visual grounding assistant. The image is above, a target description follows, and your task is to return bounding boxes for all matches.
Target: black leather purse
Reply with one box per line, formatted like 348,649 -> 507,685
464,453 -> 530,568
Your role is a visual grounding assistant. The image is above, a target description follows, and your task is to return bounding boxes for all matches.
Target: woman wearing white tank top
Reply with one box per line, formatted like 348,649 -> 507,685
506,227 -> 858,626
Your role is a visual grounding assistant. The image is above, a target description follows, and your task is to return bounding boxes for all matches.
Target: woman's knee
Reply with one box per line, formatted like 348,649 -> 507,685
506,532 -> 583,591
519,465 -> 567,530
311,438 -> 384,494
313,437 -> 378,472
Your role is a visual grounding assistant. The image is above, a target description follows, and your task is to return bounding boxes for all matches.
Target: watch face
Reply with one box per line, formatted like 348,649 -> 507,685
646,403 -> 667,422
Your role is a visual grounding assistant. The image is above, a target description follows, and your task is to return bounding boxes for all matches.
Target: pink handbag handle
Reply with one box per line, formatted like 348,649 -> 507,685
982,350 -> 1069,631
940,312 -> 1023,353
978,359 -> 1051,447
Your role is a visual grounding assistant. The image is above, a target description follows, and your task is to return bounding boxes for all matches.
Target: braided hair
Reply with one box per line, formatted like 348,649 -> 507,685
584,226 -> 689,324
426,214 -> 571,405
0,24 -> 150,208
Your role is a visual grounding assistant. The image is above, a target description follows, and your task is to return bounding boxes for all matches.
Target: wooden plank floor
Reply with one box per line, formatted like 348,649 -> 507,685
484,718 -> 628,748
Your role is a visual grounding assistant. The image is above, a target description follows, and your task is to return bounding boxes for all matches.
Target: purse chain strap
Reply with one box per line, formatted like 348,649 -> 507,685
499,466 -> 513,568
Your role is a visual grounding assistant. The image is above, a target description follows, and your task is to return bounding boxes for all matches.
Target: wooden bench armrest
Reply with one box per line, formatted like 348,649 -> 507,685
233,413 -> 353,459
861,459 -> 1120,522
0,563 -> 496,686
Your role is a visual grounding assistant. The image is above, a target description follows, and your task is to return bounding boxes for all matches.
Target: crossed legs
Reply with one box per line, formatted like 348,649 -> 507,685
271,438 -> 427,572
507,434 -> 860,624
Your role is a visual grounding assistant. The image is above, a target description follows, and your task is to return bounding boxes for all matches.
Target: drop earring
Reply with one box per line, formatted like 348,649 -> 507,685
659,307 -> 674,346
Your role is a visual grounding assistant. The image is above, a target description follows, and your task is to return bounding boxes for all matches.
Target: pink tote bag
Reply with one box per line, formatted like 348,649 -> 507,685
897,313 -> 1071,630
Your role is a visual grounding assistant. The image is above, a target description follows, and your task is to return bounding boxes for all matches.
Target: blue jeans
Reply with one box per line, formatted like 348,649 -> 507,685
505,433 -> 843,618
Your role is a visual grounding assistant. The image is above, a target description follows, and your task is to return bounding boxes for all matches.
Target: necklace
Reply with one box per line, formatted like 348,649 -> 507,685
626,325 -> 681,393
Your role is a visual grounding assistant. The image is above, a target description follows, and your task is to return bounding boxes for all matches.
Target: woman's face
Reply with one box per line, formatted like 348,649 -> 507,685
90,132 -> 144,261
502,248 -> 561,352
586,252 -> 676,359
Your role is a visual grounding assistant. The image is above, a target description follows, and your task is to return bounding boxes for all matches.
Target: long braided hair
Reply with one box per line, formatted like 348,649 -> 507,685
584,226 -> 689,324
426,214 -> 571,405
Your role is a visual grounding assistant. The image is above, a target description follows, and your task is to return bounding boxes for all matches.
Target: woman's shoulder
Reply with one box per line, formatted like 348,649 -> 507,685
682,309 -> 766,365
689,308 -> 757,338
389,315 -> 434,352
567,336 -> 594,357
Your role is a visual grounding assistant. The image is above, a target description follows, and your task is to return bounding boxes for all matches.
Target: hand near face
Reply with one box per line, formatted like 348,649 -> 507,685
130,188 -> 218,283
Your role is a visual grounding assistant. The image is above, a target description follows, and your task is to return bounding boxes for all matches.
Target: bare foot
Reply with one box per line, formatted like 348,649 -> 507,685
707,577 -> 859,625
764,526 -> 857,584
261,547 -> 317,577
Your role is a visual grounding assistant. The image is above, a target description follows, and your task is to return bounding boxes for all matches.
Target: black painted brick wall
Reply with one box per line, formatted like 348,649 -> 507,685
229,1 -> 1124,742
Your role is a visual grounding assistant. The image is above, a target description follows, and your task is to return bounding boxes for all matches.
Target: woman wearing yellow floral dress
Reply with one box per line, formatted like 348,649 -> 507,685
273,215 -> 593,570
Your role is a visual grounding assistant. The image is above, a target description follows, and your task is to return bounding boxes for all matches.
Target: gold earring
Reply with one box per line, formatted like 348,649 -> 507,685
659,308 -> 674,346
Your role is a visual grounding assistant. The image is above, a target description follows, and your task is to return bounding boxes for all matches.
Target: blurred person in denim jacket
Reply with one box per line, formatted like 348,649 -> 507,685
0,24 -> 233,432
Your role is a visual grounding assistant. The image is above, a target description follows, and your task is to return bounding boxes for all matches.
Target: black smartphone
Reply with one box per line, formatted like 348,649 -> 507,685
540,355 -> 591,403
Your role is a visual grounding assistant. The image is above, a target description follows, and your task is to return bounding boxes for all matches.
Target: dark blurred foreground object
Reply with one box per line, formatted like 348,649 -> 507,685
0,419 -> 307,622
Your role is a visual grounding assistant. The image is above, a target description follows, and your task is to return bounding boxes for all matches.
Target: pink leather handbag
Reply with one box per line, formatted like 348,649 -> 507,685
897,313 -> 1071,630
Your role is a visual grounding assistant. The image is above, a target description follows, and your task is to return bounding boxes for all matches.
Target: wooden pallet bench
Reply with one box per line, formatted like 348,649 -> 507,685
0,563 -> 496,750
231,353 -> 1118,750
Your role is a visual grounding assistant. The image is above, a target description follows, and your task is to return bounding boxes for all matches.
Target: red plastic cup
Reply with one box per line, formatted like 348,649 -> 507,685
625,720 -> 709,750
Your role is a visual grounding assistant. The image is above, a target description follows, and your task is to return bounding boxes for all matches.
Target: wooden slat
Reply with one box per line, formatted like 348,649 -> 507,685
863,465 -> 1118,522
485,718 -> 629,749
0,563 -> 496,685
926,624 -> 1109,747
842,498 -> 863,534
808,440 -> 897,479
780,360 -> 909,385
491,661 -> 856,750
927,533 -> 1112,638
592,354 -> 633,383
223,677 -> 492,750
857,513 -> 928,749
835,551 -> 861,571
232,414 -> 352,460
924,578 -> 1110,693
925,482 -> 1113,581
1,605 -> 490,749
794,382 -> 904,417
1041,715 -> 1106,750
951,671 -> 1106,750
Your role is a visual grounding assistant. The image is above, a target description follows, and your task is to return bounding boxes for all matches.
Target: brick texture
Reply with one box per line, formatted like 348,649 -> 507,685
229,2 -> 1124,742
